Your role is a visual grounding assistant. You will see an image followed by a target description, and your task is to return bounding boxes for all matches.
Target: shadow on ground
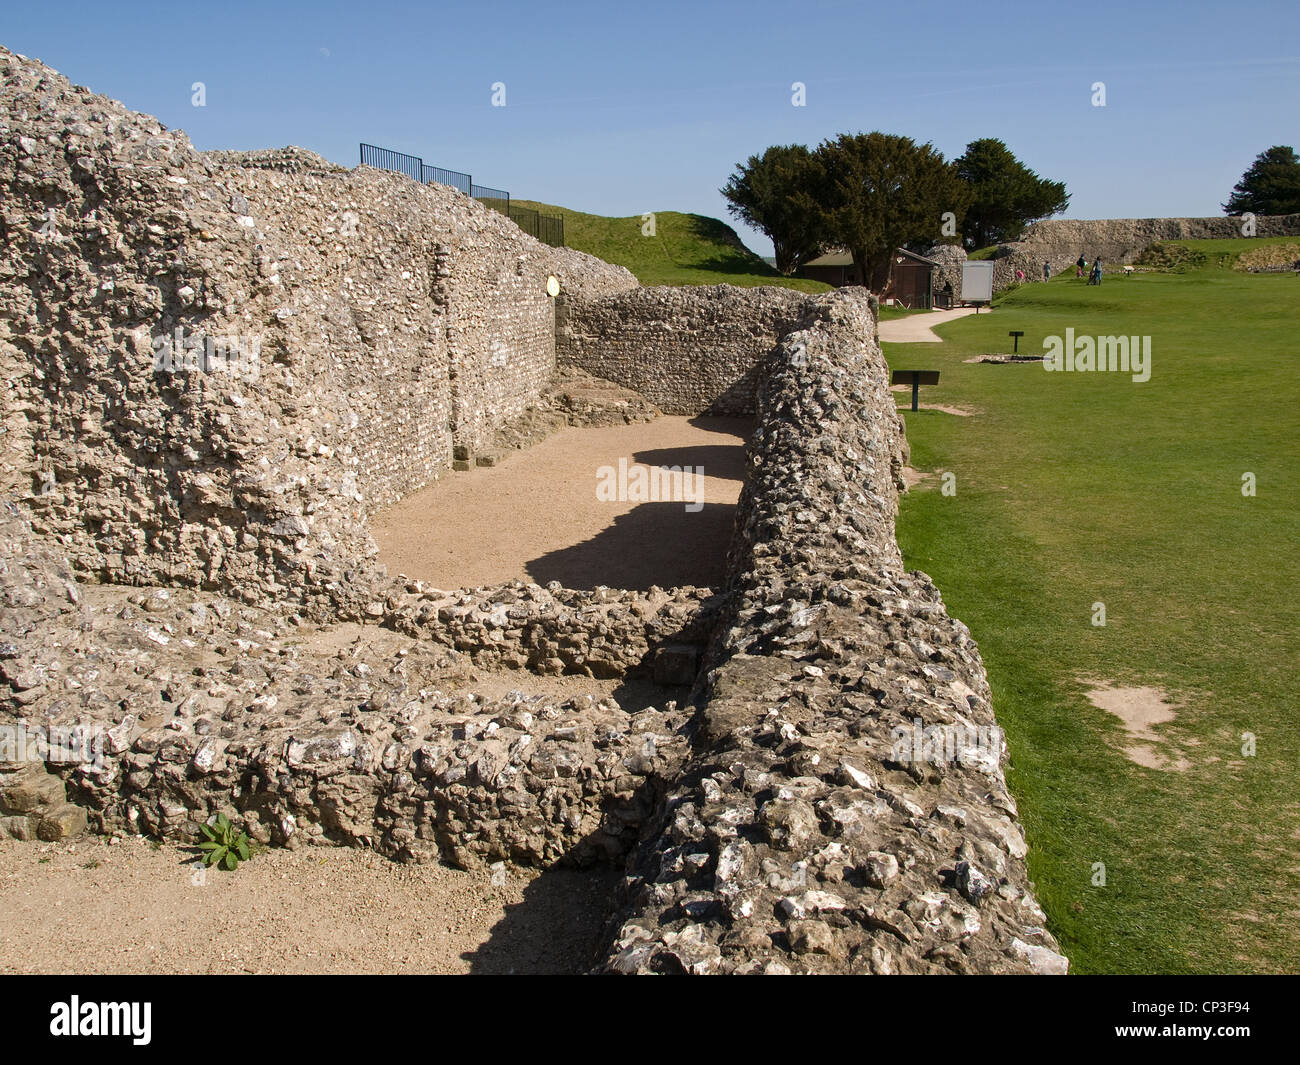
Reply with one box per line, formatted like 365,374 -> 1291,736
630,444 -> 746,482
462,865 -> 623,974
525,501 -> 735,590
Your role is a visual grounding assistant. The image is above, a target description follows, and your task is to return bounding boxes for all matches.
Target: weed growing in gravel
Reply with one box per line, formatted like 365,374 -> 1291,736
197,814 -> 256,872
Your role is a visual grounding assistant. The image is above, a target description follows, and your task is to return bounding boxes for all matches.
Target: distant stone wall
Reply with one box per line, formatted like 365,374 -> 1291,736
989,214 -> 1300,290
924,243 -> 967,300
556,285 -> 814,415
599,290 -> 1067,975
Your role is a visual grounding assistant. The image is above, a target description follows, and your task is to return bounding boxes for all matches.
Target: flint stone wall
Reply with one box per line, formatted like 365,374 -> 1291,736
989,213 -> 1300,290
924,243 -> 966,298
556,285 -> 814,415
0,500 -> 710,867
0,46 -> 635,614
599,290 -> 1067,974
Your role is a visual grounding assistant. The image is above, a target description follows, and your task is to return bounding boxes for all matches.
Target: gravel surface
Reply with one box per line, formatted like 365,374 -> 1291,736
0,837 -> 619,974
372,416 -> 750,591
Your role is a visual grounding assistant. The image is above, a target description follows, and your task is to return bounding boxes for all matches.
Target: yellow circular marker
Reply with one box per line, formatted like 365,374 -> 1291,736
545,275 -> 560,297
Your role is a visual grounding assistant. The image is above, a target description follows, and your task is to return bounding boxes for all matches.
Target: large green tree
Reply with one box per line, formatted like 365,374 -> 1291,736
720,144 -> 825,275
814,132 -> 967,288
1223,146 -> 1300,216
954,138 -> 1069,250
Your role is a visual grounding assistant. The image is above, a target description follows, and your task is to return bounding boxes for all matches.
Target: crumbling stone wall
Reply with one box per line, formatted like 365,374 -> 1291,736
0,46 -> 633,614
599,290 -> 1067,974
924,242 -> 966,300
556,285 -> 813,415
2,46 -> 1063,975
0,499 -> 704,867
989,213 -> 1300,290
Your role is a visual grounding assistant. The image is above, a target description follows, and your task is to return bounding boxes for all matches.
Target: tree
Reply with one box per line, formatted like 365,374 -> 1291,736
954,138 -> 1069,250
720,145 -> 825,275
1223,146 -> 1300,216
814,132 -> 968,289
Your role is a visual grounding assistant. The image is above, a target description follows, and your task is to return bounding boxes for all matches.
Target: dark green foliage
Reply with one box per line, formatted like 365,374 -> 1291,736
1223,145 -> 1300,216
954,137 -> 1069,250
814,132 -> 969,288
720,144 -> 827,274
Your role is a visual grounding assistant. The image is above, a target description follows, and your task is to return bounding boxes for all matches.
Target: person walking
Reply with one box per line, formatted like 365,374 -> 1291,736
1076,254 -> 1086,279
1043,260 -> 1052,281
1089,258 -> 1102,285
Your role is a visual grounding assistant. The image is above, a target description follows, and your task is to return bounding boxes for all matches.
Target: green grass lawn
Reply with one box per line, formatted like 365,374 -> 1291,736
886,247 -> 1300,973
513,200 -> 830,292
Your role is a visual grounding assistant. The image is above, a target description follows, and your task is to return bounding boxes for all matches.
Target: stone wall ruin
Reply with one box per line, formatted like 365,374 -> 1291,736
556,284 -> 816,415
987,213 -> 1300,290
1,45 -> 1065,974
0,43 -> 635,615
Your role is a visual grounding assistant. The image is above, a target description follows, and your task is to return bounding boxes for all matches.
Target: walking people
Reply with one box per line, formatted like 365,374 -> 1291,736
1076,254 -> 1086,278
1043,260 -> 1051,281
1089,258 -> 1102,285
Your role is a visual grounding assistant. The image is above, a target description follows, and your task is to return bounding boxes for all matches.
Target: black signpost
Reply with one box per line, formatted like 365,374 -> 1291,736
1009,330 -> 1024,353
891,369 -> 940,411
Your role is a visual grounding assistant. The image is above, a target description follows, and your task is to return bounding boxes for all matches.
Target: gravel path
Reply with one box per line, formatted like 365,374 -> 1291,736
372,416 -> 751,591
878,307 -> 980,343
0,836 -> 619,974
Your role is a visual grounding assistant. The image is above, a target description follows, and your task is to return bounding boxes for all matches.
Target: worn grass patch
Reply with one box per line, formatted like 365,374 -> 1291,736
887,250 -> 1300,974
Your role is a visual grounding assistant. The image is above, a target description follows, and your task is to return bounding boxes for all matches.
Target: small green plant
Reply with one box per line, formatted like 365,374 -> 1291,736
197,814 -> 253,871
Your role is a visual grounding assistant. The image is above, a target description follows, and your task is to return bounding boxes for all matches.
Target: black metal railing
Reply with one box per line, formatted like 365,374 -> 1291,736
359,143 -> 421,181
506,206 -> 565,247
424,164 -> 471,195
359,142 -> 564,247
470,183 -> 509,215
539,213 -> 564,247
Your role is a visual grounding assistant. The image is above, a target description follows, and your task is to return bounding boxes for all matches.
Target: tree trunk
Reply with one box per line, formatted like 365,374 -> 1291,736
849,247 -> 870,287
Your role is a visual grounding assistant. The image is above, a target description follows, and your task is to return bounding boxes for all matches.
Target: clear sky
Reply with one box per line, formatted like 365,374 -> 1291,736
5,0 -> 1298,255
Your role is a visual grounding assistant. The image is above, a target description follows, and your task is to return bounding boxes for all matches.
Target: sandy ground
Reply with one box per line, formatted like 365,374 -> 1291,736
1084,682 -> 1189,771
0,836 -> 620,974
372,416 -> 751,591
878,306 -> 980,343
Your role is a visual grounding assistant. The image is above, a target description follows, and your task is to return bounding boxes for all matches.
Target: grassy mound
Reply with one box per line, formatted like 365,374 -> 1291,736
512,200 -> 829,292
1136,241 -> 1209,272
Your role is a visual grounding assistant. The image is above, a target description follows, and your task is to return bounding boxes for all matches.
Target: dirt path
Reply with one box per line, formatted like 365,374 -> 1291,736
879,307 -> 980,343
0,837 -> 619,974
371,416 -> 751,591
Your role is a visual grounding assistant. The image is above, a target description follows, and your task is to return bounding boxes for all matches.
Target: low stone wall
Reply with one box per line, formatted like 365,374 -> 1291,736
598,290 -> 1066,974
556,285 -> 814,415
384,580 -> 723,679
989,213 -> 1300,290
0,501 -> 710,868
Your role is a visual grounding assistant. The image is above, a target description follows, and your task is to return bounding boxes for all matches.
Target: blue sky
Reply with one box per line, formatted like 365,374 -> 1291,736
5,0 -> 1298,255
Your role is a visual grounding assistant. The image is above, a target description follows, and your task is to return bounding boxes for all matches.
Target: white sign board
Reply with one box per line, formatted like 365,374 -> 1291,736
961,261 -> 994,303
